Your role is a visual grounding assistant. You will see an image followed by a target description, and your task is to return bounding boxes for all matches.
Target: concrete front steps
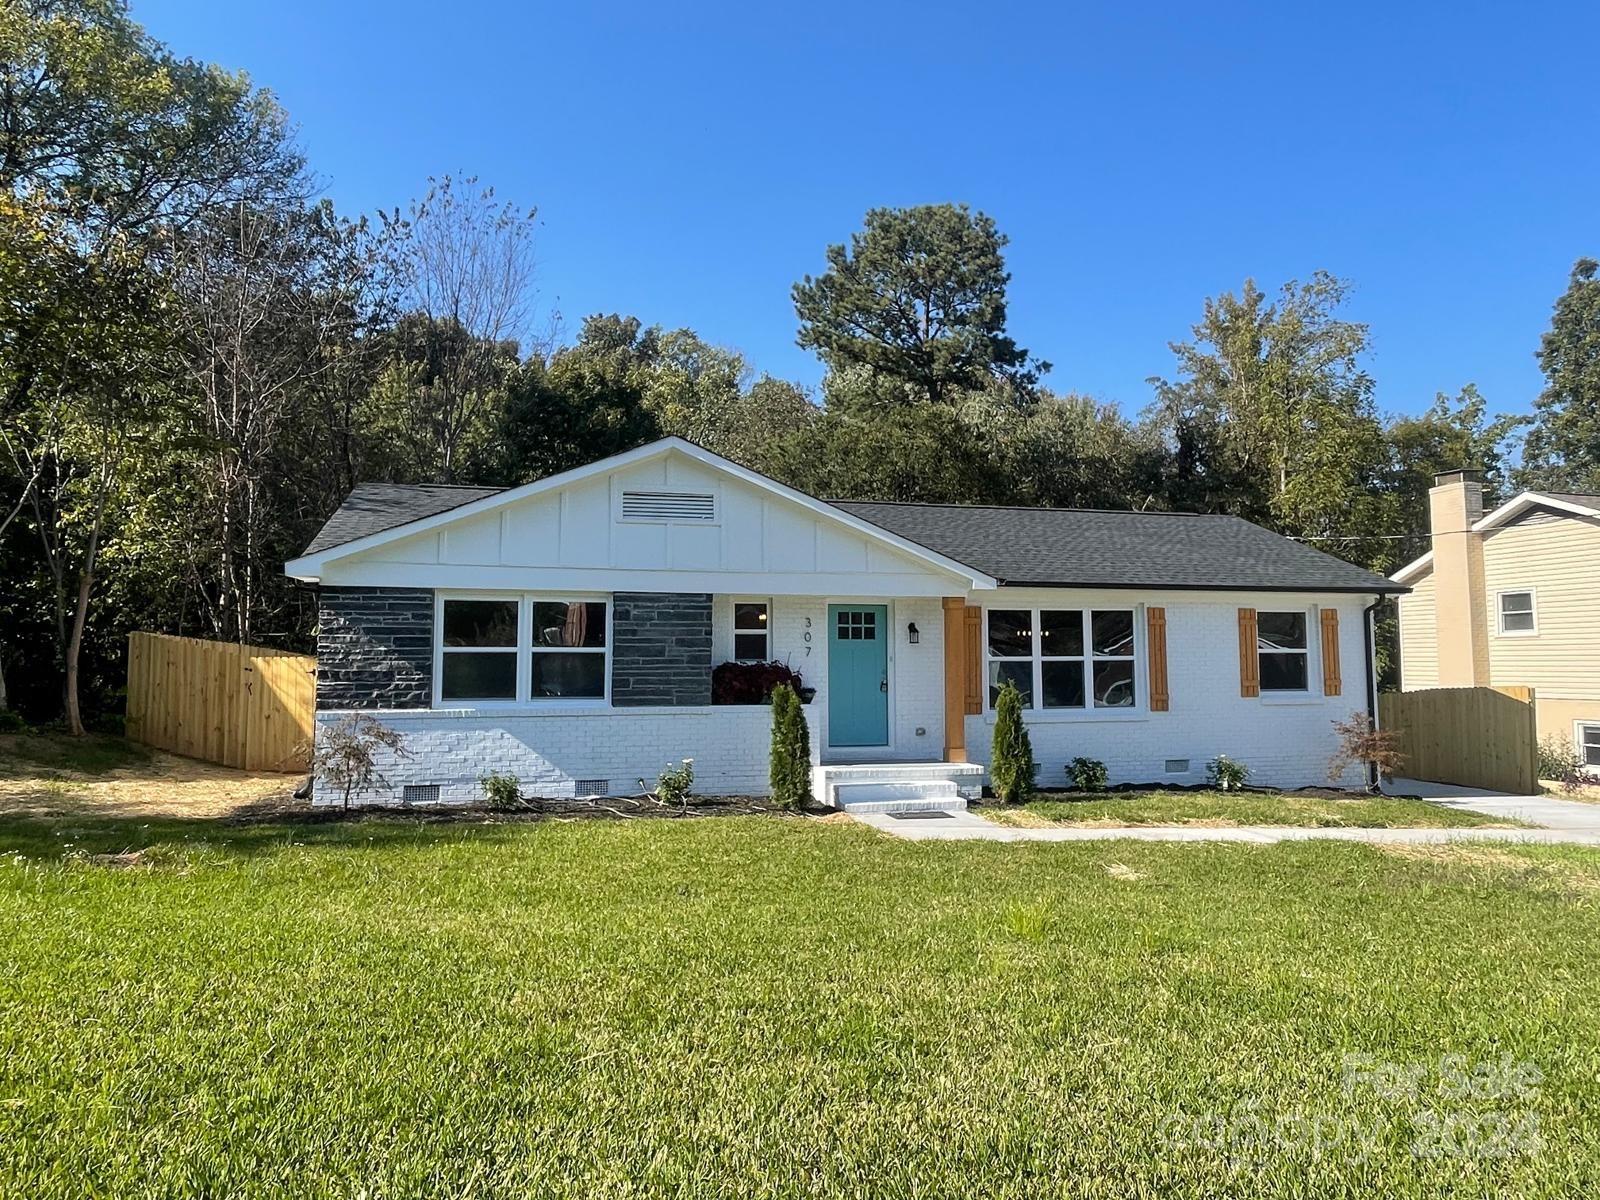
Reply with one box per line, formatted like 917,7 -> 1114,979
814,761 -> 985,815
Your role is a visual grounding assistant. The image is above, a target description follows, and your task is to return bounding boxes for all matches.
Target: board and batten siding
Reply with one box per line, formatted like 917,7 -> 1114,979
320,451 -> 967,598
1480,511 -> 1600,702
1397,570 -> 1439,691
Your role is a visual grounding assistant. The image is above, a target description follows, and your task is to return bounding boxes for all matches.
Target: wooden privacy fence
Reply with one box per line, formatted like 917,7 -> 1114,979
1379,686 -> 1538,795
126,633 -> 316,772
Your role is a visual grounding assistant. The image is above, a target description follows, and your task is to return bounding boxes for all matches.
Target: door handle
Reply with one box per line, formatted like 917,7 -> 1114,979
880,678 -> 888,692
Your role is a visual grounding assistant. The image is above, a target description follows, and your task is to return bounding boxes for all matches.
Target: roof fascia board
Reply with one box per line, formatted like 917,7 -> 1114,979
1472,491 -> 1600,533
1390,552 -> 1433,584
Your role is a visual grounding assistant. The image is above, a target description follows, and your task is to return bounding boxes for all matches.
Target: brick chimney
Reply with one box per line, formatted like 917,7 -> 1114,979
1428,469 -> 1489,686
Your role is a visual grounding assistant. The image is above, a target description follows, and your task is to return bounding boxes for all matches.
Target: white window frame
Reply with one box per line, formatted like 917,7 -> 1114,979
1257,608 -> 1312,694
731,598 -> 772,663
983,606 -> 1141,715
434,591 -> 611,708
1496,589 -> 1538,637
436,593 -> 522,707
1575,721 -> 1600,776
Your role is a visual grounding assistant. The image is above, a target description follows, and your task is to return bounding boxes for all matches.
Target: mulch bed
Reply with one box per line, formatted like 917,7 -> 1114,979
227,792 -> 828,826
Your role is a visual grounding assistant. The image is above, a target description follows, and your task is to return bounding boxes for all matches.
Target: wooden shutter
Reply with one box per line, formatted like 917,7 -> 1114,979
963,605 -> 983,714
1146,606 -> 1170,712
1237,608 -> 1260,697
1320,608 -> 1342,696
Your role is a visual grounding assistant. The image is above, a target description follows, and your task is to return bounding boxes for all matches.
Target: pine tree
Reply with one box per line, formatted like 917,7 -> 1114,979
988,680 -> 1036,804
1520,258 -> 1600,492
769,683 -> 813,809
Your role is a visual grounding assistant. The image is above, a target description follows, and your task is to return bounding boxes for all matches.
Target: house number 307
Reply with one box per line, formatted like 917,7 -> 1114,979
803,617 -> 812,654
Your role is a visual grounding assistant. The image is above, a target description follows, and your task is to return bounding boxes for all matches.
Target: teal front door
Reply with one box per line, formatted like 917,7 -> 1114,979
827,604 -> 889,748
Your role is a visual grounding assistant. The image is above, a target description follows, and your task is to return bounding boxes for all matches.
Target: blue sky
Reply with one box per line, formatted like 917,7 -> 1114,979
134,0 -> 1599,420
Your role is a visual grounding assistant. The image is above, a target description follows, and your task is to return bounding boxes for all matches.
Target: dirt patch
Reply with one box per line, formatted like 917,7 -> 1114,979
0,746 -> 300,820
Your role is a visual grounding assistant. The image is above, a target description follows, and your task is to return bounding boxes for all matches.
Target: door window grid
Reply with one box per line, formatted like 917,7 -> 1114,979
837,610 -> 877,640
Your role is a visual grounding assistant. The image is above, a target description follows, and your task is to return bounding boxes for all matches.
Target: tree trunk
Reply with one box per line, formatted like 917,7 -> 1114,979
64,565 -> 93,737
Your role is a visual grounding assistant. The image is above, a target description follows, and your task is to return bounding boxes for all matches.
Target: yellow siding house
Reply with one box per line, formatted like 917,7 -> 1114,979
1392,470 -> 1600,771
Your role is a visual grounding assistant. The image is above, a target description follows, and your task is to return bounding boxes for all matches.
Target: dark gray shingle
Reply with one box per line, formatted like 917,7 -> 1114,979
1537,491 -> 1600,512
303,483 -> 504,555
303,482 -> 1401,594
831,500 -> 1403,593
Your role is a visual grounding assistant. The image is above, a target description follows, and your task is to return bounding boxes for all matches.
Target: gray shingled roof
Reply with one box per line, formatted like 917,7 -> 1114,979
831,500 -> 1403,593
302,482 -> 1401,594
303,483 -> 504,555
1539,491 -> 1600,512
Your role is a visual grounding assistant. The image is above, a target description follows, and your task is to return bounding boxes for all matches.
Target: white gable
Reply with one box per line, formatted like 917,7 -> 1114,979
295,441 -> 990,597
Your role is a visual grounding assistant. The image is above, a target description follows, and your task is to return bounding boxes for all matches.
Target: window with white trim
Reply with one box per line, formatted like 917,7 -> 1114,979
1257,611 -> 1309,692
733,601 -> 770,662
440,599 -> 519,701
1498,591 -> 1536,635
1578,723 -> 1600,772
985,608 -> 1137,711
437,595 -> 608,704
530,600 -> 607,698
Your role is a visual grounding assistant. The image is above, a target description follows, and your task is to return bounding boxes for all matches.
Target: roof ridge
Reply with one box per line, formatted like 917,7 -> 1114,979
830,498 -> 1238,518
355,481 -> 507,492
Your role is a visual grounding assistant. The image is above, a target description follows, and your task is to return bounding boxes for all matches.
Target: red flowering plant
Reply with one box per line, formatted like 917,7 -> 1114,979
712,660 -> 806,705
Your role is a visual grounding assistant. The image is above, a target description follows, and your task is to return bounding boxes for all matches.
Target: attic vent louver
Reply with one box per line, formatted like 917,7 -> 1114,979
619,490 -> 716,524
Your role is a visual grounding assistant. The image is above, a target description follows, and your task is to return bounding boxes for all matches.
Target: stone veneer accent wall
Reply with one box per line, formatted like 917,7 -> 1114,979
317,587 -> 433,708
610,592 -> 713,706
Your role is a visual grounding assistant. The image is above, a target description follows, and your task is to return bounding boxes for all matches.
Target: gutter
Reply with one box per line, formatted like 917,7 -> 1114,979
1363,594 -> 1384,793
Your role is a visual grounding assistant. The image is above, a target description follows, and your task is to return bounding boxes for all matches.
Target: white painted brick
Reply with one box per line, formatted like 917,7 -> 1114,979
316,592 -> 1376,806
963,595 -> 1374,790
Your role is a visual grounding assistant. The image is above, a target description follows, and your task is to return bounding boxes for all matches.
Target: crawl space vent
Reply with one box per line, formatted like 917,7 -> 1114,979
619,490 -> 716,523
574,778 -> 610,798
1163,759 -> 1190,775
401,784 -> 440,804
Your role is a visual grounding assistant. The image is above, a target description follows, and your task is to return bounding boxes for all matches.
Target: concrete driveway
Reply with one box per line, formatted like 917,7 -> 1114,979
1384,777 -> 1600,833
853,779 -> 1600,844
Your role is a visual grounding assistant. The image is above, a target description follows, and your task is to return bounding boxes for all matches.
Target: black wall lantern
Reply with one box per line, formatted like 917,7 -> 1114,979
907,622 -> 920,644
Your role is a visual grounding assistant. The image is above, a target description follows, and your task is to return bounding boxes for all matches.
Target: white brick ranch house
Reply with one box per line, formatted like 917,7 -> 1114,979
284,437 -> 1405,808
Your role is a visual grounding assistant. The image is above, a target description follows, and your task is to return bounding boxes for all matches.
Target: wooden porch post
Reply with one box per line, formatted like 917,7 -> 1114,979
941,596 -> 969,763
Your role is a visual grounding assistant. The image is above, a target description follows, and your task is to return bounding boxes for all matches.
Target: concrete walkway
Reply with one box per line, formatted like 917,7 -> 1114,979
854,778 -> 1600,845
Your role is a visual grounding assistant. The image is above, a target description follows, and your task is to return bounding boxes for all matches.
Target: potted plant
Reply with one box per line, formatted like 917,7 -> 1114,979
712,660 -> 807,705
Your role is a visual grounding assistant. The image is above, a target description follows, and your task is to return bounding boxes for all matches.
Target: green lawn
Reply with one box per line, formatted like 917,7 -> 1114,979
983,788 -> 1523,829
3,812 -> 1597,1198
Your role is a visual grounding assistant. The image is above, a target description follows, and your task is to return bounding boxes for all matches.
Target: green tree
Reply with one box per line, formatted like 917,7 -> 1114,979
762,399 -> 996,503
793,204 -> 1045,403
1149,273 -> 1397,569
1385,385 -> 1527,560
0,0 -> 297,729
497,315 -> 662,483
988,680 -> 1035,804
1520,258 -> 1600,492
768,683 -> 813,810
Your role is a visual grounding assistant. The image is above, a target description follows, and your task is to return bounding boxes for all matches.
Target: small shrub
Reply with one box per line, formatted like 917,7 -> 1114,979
1067,757 -> 1108,791
1207,754 -> 1249,792
713,660 -> 805,705
480,770 -> 522,806
1539,735 -> 1581,782
311,713 -> 410,810
0,709 -> 28,734
655,758 -> 695,810
769,683 -> 813,809
1328,711 -> 1406,790
1560,763 -> 1597,795
989,680 -> 1036,804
